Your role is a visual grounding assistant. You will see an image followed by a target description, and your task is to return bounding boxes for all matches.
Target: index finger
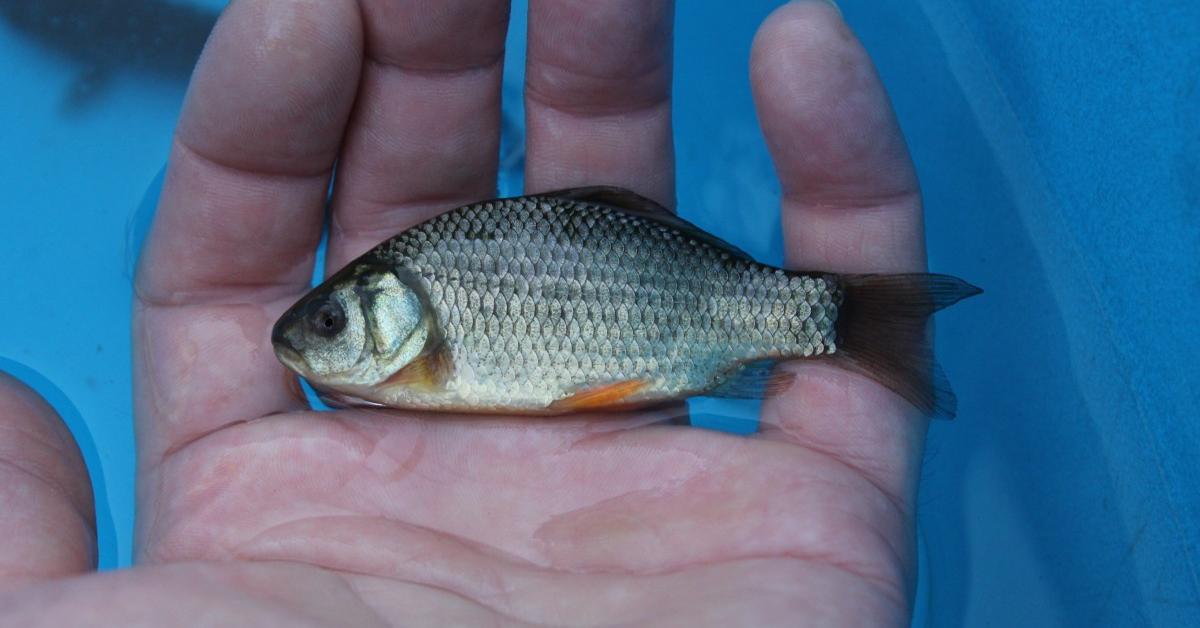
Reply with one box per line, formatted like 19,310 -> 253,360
134,0 -> 363,461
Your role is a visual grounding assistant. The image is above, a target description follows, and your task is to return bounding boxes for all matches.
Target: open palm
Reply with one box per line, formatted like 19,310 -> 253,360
1,1 -> 933,625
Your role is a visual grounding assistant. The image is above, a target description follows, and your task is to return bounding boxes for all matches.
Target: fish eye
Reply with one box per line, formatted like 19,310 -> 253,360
309,301 -> 346,338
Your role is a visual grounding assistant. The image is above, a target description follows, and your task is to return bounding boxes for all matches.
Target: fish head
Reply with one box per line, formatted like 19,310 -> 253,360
272,263 -> 433,392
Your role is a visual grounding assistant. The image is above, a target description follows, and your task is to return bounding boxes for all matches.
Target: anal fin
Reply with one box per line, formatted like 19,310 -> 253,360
708,360 -> 796,399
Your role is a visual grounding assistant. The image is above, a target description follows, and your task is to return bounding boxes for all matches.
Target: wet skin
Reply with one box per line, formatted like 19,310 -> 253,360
0,1 -> 932,625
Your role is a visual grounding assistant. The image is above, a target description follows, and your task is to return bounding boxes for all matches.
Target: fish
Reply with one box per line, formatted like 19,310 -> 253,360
0,0 -> 219,112
272,187 -> 981,417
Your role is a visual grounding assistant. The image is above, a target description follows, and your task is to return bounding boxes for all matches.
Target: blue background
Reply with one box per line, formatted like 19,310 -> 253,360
1,1 -> 1196,625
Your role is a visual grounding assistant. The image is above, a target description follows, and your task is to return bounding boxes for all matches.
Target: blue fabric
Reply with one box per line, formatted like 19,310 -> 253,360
844,2 -> 1199,625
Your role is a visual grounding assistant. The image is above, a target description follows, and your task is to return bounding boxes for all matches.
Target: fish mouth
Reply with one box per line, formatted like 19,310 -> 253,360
273,342 -> 307,375
271,321 -> 308,374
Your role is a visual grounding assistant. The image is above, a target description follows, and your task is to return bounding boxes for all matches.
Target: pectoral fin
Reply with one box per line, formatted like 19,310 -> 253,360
548,379 -> 652,412
382,345 -> 453,392
314,389 -> 387,410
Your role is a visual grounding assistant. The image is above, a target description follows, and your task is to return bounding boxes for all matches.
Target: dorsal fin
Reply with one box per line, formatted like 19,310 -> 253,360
541,186 -> 672,216
538,186 -> 755,261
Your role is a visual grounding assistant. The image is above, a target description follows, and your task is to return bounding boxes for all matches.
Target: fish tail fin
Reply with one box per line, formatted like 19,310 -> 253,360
831,273 -> 981,418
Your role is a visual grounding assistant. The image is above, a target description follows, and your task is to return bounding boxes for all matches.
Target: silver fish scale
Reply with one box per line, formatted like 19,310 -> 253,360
377,197 -> 839,407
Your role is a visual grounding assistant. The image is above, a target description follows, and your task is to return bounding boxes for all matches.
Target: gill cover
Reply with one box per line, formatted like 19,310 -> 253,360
357,269 -> 431,382
272,265 -> 436,390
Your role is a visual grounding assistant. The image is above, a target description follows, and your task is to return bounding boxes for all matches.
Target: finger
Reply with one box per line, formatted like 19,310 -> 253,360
134,0 -> 363,460
327,0 -> 511,269
524,0 -> 675,206
0,373 -> 95,589
752,3 -> 928,511
138,0 -> 364,305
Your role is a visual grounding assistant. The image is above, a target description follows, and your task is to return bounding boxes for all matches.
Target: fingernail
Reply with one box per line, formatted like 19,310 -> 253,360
822,0 -> 843,15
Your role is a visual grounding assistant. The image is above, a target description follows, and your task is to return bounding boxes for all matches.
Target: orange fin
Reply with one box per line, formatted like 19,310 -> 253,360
549,379 -> 652,412
382,347 -> 453,391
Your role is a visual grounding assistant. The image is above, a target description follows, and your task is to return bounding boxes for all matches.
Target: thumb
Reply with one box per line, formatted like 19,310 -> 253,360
0,372 -> 96,590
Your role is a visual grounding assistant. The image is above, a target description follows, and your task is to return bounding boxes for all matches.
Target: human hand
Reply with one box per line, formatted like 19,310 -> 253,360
0,1 -> 930,625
